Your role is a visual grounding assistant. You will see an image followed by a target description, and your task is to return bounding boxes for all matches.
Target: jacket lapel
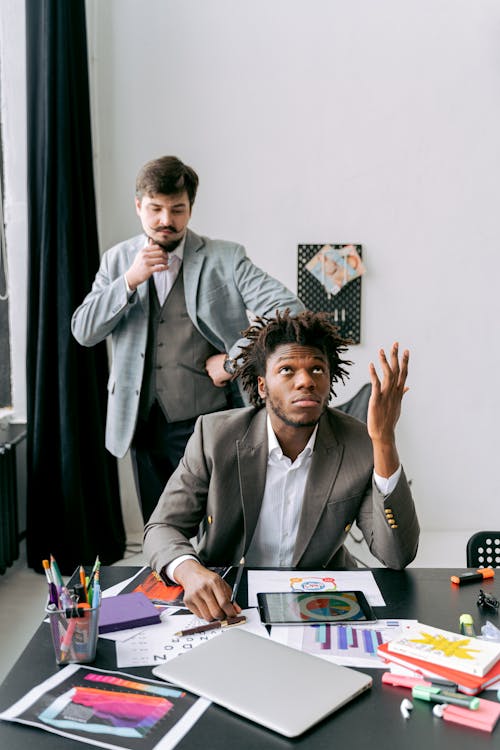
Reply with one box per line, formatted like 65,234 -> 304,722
292,413 -> 344,565
182,229 -> 205,325
235,409 -> 269,555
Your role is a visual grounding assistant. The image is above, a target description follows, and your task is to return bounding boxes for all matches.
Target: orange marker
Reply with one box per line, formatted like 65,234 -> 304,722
450,569 -> 494,585
79,565 -> 88,601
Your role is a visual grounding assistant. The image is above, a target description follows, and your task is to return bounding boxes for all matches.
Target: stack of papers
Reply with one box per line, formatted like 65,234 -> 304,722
378,622 -> 500,695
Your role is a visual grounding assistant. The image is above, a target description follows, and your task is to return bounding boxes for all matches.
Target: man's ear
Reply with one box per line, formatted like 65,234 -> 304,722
134,197 -> 142,216
257,375 -> 266,401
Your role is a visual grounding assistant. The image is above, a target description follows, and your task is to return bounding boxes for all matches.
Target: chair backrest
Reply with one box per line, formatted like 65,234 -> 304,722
466,531 -> 500,568
335,383 -> 371,423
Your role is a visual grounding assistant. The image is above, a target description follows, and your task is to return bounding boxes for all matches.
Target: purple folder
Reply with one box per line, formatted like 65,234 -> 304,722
98,592 -> 161,633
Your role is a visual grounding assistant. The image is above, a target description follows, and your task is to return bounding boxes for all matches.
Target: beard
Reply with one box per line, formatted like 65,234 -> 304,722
147,228 -> 183,252
265,392 -> 326,428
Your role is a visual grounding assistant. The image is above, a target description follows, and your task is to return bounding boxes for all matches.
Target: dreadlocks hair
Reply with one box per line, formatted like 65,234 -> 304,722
237,309 -> 352,407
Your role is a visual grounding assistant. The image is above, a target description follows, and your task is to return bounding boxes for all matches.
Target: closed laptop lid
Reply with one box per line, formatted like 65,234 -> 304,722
152,628 -> 372,737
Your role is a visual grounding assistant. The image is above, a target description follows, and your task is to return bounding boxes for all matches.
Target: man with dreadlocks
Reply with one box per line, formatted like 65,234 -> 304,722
144,310 -> 419,621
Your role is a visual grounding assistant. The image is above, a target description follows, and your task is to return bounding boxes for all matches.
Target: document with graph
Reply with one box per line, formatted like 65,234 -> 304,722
270,619 -> 418,668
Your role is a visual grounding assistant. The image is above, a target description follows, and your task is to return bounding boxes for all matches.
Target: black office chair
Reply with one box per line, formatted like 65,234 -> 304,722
335,383 -> 371,422
466,531 -> 500,568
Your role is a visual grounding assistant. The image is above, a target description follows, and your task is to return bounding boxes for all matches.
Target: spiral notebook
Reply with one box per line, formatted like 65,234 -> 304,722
153,627 -> 372,737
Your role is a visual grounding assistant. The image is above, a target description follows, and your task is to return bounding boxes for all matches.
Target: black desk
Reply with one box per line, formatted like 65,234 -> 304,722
1,567 -> 499,749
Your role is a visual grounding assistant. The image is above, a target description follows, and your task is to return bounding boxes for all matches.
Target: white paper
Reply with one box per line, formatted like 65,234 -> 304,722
247,569 -> 385,607
270,619 -> 418,668
114,608 -> 267,668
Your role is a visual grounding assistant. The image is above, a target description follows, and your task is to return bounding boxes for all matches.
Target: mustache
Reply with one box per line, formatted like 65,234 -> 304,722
154,225 -> 178,233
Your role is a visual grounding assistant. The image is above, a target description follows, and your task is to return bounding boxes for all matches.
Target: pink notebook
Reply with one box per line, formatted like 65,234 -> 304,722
443,698 -> 500,733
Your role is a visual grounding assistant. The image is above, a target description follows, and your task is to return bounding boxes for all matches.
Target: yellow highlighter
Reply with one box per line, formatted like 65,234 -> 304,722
459,613 -> 476,637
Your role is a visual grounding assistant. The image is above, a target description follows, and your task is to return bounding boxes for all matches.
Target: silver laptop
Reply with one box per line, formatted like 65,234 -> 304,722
152,628 -> 372,737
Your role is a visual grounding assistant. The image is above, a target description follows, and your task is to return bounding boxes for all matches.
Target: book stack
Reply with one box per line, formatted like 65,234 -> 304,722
378,622 -> 500,695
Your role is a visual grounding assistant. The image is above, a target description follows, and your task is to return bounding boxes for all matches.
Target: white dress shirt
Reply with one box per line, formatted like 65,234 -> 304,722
245,418 -> 317,566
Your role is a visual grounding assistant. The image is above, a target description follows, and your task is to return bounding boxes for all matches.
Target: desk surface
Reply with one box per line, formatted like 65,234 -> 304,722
0,567 -> 499,749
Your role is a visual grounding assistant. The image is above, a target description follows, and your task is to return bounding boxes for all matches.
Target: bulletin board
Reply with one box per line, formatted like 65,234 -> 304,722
297,243 -> 363,344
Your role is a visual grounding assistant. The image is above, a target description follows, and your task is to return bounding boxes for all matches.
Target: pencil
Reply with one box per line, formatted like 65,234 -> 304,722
231,556 -> 245,603
175,616 -> 246,637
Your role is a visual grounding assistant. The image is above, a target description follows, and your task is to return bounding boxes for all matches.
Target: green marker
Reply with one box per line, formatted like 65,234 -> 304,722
412,685 -> 480,710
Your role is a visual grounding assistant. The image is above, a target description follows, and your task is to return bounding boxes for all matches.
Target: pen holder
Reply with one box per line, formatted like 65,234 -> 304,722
46,602 -> 100,666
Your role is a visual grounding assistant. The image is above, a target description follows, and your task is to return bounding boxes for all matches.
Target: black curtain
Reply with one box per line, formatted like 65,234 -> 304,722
25,0 -> 126,573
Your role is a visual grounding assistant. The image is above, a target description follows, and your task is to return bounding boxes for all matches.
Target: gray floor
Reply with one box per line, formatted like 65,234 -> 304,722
0,526 -> 472,686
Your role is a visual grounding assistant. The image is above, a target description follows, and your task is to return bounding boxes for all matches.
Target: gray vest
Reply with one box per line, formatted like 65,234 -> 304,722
139,271 -> 228,422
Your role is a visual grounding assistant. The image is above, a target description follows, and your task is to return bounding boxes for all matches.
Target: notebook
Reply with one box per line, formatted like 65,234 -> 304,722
386,621 -> 500,676
152,627 -> 372,737
98,592 -> 161,633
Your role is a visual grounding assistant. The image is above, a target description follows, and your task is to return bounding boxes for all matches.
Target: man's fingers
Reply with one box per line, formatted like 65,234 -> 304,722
369,344 -> 411,403
368,362 -> 381,393
390,342 -> 401,379
183,574 -> 238,622
397,349 -> 410,390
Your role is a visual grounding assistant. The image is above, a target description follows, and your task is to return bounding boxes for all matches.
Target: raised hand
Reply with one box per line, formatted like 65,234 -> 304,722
367,343 -> 409,477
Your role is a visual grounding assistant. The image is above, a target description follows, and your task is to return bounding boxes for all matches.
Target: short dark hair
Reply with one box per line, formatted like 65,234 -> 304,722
135,156 -> 199,206
237,310 -> 352,407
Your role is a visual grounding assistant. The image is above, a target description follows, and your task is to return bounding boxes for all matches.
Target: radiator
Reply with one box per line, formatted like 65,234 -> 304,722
0,422 -> 27,574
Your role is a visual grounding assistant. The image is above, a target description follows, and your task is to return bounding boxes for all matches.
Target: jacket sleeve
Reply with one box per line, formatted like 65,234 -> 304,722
356,468 -> 420,569
71,249 -> 139,347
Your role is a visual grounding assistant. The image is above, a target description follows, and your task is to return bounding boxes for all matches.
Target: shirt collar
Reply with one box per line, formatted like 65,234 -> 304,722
266,414 -> 318,460
169,233 -> 186,261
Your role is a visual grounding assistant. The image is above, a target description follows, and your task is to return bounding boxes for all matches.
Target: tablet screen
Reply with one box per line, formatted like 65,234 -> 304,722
257,590 -> 376,625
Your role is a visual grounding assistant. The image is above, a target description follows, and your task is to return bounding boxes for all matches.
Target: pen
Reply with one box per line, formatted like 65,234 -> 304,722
231,556 -> 245,603
50,554 -> 64,592
175,615 -> 247,637
91,567 -> 101,609
450,569 -> 494,585
87,555 -> 100,589
42,559 -> 59,607
412,685 -> 480,710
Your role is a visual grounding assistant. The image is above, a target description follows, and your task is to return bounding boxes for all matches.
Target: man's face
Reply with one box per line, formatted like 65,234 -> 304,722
257,344 -> 331,429
135,191 -> 191,251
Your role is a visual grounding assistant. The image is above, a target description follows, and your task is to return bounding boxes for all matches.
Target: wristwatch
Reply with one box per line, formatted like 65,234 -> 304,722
223,355 -> 237,376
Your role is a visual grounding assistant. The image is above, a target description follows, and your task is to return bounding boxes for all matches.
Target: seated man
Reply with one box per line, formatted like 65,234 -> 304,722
144,310 -> 420,621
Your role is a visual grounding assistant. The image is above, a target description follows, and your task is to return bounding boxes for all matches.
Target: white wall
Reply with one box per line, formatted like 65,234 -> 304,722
3,1 -> 499,535
86,0 -> 500,532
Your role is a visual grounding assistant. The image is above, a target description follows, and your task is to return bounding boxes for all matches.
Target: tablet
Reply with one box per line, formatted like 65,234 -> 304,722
257,590 -> 376,625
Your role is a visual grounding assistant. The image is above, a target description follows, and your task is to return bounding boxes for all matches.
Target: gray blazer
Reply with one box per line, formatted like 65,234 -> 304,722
143,407 -> 420,573
71,230 -> 305,457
